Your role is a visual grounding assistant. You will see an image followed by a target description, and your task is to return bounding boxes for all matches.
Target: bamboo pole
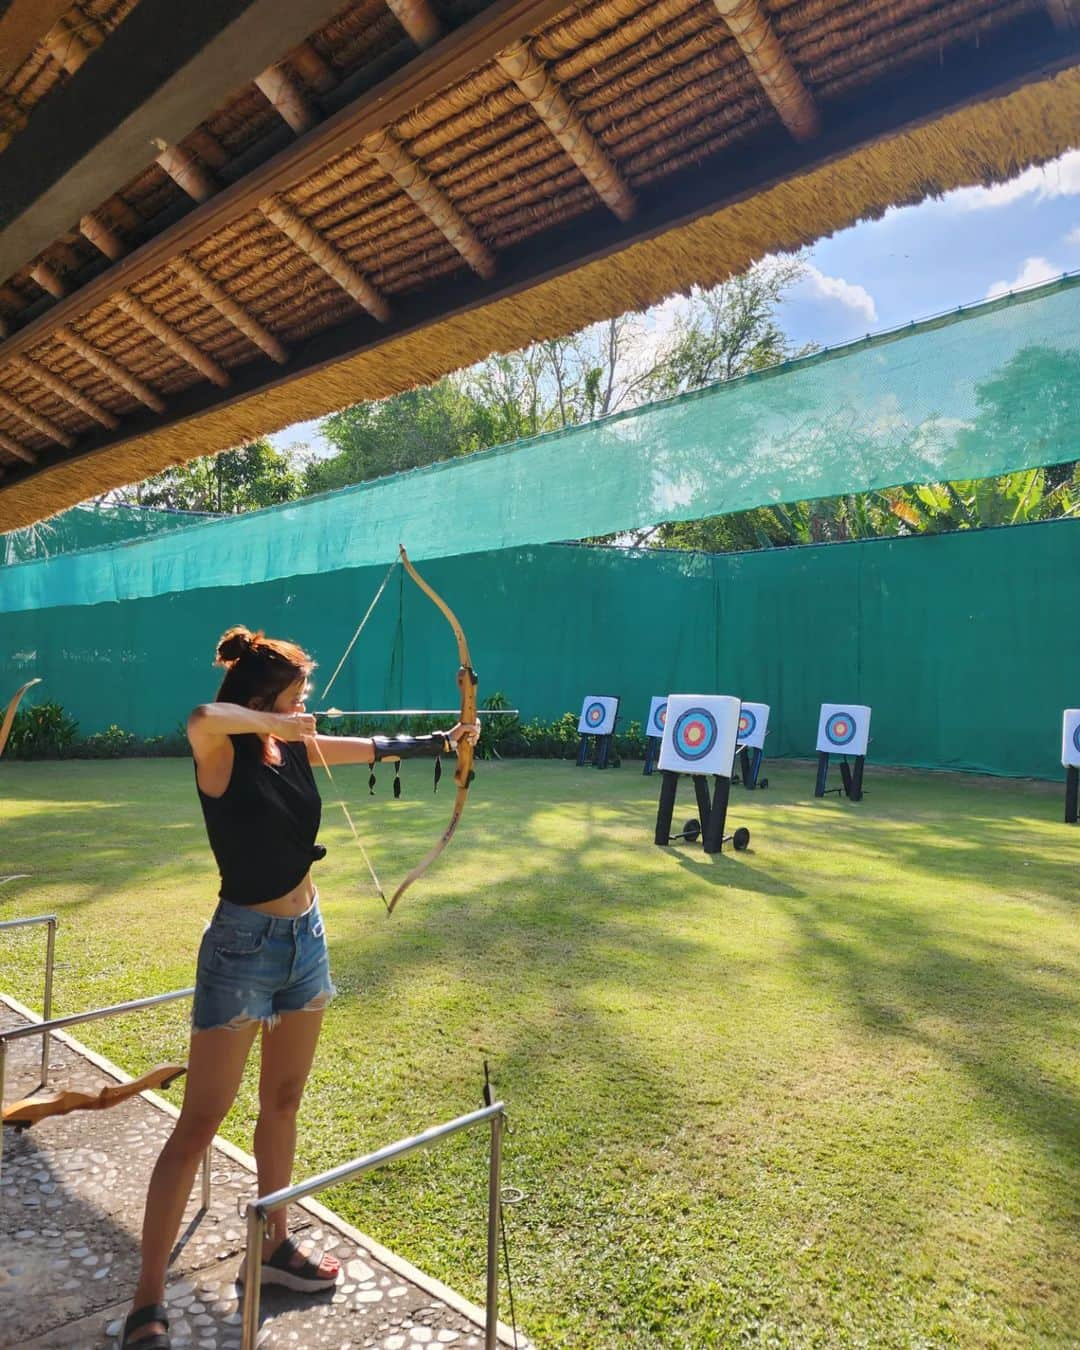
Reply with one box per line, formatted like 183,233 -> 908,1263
115,294 -> 230,388
29,262 -> 66,299
255,64 -> 317,134
171,256 -> 289,363
79,213 -> 126,260
711,0 -> 819,141
496,40 -> 635,221
0,428 -> 36,463
289,41 -> 336,93
43,16 -> 90,74
259,197 -> 391,321
11,354 -> 118,428
55,326 -> 166,413
155,144 -> 217,203
0,389 -> 75,447
362,129 -> 495,278
386,0 -> 443,47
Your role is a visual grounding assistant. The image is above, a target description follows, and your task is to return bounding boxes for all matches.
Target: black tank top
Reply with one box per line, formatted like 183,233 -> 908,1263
196,735 -> 325,905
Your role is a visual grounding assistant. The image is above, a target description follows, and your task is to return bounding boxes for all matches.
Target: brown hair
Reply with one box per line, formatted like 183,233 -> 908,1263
214,626 -> 315,709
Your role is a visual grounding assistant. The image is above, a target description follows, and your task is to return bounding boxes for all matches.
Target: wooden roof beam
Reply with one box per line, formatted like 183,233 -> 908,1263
115,294 -> 230,388
155,143 -> 219,204
10,354 -> 119,429
55,326 -> 166,413
0,388 -> 75,447
171,255 -> 289,363
259,198 -> 391,322
29,261 -> 66,299
0,0 -> 73,87
495,40 -> 635,222
255,63 -> 318,135
386,0 -> 443,49
0,428 -> 36,464
289,40 -> 336,93
79,212 -> 126,260
362,128 -> 496,277
712,0 -> 820,141
0,0 -> 355,282
42,16 -> 93,75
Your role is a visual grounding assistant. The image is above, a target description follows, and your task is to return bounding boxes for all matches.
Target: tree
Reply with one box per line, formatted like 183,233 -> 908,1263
108,438 -> 301,513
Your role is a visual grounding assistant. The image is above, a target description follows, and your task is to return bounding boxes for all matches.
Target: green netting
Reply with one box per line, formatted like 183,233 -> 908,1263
1,275 -> 1077,614
2,519 -> 1077,779
0,502 -> 218,564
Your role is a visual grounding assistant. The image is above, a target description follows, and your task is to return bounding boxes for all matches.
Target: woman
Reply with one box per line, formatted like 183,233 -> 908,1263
123,626 -> 478,1349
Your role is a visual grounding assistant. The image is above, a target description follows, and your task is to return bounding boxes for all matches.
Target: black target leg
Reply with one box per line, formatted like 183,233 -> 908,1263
643,736 -> 660,776
576,735 -> 590,767
840,759 -> 853,797
655,770 -> 679,845
850,755 -> 865,802
1066,766 -> 1079,824
597,734 -> 611,769
693,774 -> 713,839
814,752 -> 830,797
702,776 -> 730,854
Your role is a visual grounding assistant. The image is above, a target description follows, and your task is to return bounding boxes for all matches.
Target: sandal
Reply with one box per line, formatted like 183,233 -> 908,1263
239,1235 -> 340,1293
121,1302 -> 170,1348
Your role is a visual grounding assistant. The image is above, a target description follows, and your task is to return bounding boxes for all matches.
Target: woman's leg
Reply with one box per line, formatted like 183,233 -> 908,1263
127,1021 -> 259,1343
254,1008 -> 337,1276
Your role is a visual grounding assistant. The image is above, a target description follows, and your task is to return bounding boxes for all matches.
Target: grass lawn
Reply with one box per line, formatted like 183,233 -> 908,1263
1,756 -> 1078,1347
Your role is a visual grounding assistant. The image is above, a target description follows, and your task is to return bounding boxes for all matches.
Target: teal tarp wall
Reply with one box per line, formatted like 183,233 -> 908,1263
2,518 -> 1076,780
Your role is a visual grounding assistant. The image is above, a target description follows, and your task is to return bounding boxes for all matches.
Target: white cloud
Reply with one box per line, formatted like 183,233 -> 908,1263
1066,226 -> 1080,247
947,149 -> 1080,211
800,264 -> 878,324
985,256 -> 1059,300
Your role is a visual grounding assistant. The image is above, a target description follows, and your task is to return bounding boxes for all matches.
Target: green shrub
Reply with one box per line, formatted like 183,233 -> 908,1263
5,701 -> 79,759
81,724 -> 137,758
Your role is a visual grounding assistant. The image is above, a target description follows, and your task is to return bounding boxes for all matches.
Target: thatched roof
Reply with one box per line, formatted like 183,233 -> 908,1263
0,0 -> 1077,530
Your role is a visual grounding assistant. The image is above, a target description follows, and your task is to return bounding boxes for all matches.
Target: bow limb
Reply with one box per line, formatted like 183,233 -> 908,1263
388,546 -> 477,914
2,1063 -> 187,1129
0,678 -> 42,760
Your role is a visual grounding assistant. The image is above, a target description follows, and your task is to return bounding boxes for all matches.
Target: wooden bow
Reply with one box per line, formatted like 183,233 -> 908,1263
0,677 -> 42,759
2,1063 -> 187,1130
388,546 -> 478,913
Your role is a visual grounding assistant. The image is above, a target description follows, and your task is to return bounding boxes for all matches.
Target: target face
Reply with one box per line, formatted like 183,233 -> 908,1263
1062,710 -> 1080,768
658,694 -> 741,776
647,696 -> 668,737
816,703 -> 871,757
672,708 -> 717,761
577,695 -> 618,736
737,702 -> 769,751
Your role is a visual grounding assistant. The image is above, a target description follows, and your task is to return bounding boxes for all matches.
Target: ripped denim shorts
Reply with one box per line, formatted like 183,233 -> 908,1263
192,894 -> 336,1033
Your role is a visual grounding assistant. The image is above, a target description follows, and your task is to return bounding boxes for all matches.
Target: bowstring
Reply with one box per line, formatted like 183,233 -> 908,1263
312,557 -> 400,907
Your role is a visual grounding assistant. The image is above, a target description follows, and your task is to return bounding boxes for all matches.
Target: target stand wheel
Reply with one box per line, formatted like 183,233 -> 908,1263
671,818 -> 701,843
758,779 -> 768,790
730,827 -> 750,851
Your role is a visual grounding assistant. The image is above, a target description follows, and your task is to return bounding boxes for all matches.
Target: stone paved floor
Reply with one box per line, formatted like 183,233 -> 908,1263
1,1006 -> 521,1349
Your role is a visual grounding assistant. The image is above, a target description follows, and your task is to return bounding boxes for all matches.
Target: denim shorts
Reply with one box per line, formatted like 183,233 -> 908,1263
192,894 -> 336,1032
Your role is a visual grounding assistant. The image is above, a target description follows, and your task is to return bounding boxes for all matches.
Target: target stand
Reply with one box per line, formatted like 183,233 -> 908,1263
642,696 -> 668,776
813,703 -> 871,802
1062,710 -> 1080,824
576,695 -> 620,769
732,702 -> 770,791
652,695 -> 749,854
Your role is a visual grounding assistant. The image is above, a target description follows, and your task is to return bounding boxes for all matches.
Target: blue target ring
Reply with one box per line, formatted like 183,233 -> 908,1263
738,709 -> 757,739
585,701 -> 606,728
1073,724 -> 1080,755
825,711 -> 857,747
673,707 -> 718,762
652,702 -> 668,735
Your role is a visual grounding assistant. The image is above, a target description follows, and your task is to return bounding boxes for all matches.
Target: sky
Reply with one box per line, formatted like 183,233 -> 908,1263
269,149 -> 1080,460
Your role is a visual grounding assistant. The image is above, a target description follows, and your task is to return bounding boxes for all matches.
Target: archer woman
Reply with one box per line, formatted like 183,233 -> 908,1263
123,625 -> 478,1350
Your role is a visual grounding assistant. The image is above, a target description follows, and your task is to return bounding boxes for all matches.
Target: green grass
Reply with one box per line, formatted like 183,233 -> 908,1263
2,758 -> 1078,1347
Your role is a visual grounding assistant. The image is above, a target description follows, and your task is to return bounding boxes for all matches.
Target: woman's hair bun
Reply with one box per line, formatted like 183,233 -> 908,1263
215,625 -> 262,665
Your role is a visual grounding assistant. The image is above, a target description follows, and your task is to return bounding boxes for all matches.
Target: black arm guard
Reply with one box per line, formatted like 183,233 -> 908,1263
371,732 -> 452,762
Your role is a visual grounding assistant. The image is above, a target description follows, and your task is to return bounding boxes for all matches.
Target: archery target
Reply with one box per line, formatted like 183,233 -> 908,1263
1062,710 -> 1080,768
658,694 -> 741,777
578,695 -> 618,736
647,696 -> 668,738
737,701 -> 770,751
816,703 -> 871,757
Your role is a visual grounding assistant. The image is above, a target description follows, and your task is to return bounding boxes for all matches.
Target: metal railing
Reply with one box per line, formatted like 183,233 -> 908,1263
0,914 -> 57,1083
241,1101 -> 506,1350
0,987 -> 208,1207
